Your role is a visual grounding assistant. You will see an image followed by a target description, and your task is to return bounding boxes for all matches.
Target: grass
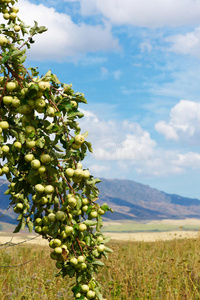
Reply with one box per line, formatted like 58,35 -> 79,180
1,237 -> 200,299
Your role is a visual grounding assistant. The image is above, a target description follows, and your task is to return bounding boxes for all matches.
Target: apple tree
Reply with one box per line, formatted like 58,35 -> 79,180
0,0 -> 113,299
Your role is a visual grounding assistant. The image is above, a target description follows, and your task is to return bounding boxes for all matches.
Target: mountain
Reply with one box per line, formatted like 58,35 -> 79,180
97,178 -> 200,220
1,178 -> 200,224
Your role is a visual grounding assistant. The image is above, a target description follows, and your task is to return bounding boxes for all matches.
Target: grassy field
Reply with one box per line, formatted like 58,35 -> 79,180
1,237 -> 200,299
102,222 -> 200,232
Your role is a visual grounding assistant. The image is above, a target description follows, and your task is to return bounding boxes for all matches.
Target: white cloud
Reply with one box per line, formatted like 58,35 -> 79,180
155,100 -> 200,144
166,28 -> 200,59
80,0 -> 200,28
79,108 -> 200,177
16,0 -> 119,61
79,109 -> 156,161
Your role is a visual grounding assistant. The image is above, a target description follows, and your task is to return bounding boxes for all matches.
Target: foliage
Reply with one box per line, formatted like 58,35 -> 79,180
0,0 -> 112,299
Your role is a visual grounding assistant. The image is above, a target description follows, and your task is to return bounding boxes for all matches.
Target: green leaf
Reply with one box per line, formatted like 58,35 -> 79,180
83,220 -> 97,226
4,188 -> 10,195
104,246 -> 113,253
92,261 -> 105,267
94,287 -> 104,300
27,221 -> 33,233
67,111 -> 84,119
35,137 -> 45,148
96,215 -> 103,232
82,131 -> 89,139
85,235 -> 91,246
103,236 -> 111,244
37,26 -> 48,34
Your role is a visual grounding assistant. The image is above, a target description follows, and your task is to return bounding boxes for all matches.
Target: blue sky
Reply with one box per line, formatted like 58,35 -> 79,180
15,0 -> 200,198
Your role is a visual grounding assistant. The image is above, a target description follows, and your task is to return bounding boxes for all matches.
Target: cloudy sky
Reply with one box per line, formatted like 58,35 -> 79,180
16,0 -> 200,198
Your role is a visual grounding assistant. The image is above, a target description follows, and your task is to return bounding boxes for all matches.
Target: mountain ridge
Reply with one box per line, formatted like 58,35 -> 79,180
1,177 -> 200,223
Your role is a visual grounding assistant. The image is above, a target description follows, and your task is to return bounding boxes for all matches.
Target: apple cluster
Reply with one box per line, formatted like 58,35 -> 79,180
0,0 -> 112,299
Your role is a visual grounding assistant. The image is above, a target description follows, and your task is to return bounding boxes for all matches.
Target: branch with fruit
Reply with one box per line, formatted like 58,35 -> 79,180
0,0 -> 113,299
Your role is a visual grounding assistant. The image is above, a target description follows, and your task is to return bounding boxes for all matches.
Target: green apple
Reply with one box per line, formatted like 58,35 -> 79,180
78,223 -> 87,232
14,25 -> 21,32
12,97 -> 21,108
82,198 -> 89,205
40,196 -> 48,205
0,121 -> 9,129
82,205 -> 88,212
75,293 -> 81,298
13,141 -> 22,150
24,153 -> 34,162
74,134 -> 85,145
35,98 -> 46,108
89,211 -> 98,219
2,166 -> 9,174
0,127 -> 2,134
34,218 -> 42,226
38,165 -> 46,174
97,244 -> 105,253
77,162 -> 82,169
98,208 -> 105,215
0,35 -> 8,46
70,100 -> 77,108
87,290 -> 96,299
9,12 -> 17,19
97,236 -> 104,243
26,140 -> 36,148
14,203 -> 23,213
71,143 -> 81,150
80,263 -> 87,270
78,256 -> 85,263
64,226 -> 73,235
53,239 -> 62,247
40,153 -> 51,164
3,96 -> 13,106
38,81 -> 50,91
34,226 -> 42,234
44,185 -> 54,195
20,88 -> 28,96
31,159 -> 41,169
74,169 -> 83,179
81,284 -> 89,293
42,225 -> 49,234
65,168 -> 74,177
3,13 -> 10,20
50,252 -> 58,260
82,170 -> 90,179
68,196 -> 77,208
12,6 -> 19,13
42,216 -> 49,225
6,82 -> 17,91
54,247 -> 63,255
48,213 -> 56,223
70,257 -> 78,265
35,184 -> 45,193
1,145 -> 10,153
0,169 -> 3,176
55,211 -> 65,221
46,106 -> 55,117
25,125 -> 36,135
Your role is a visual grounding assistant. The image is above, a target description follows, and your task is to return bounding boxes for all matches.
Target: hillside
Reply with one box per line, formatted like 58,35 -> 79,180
1,178 -> 200,224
